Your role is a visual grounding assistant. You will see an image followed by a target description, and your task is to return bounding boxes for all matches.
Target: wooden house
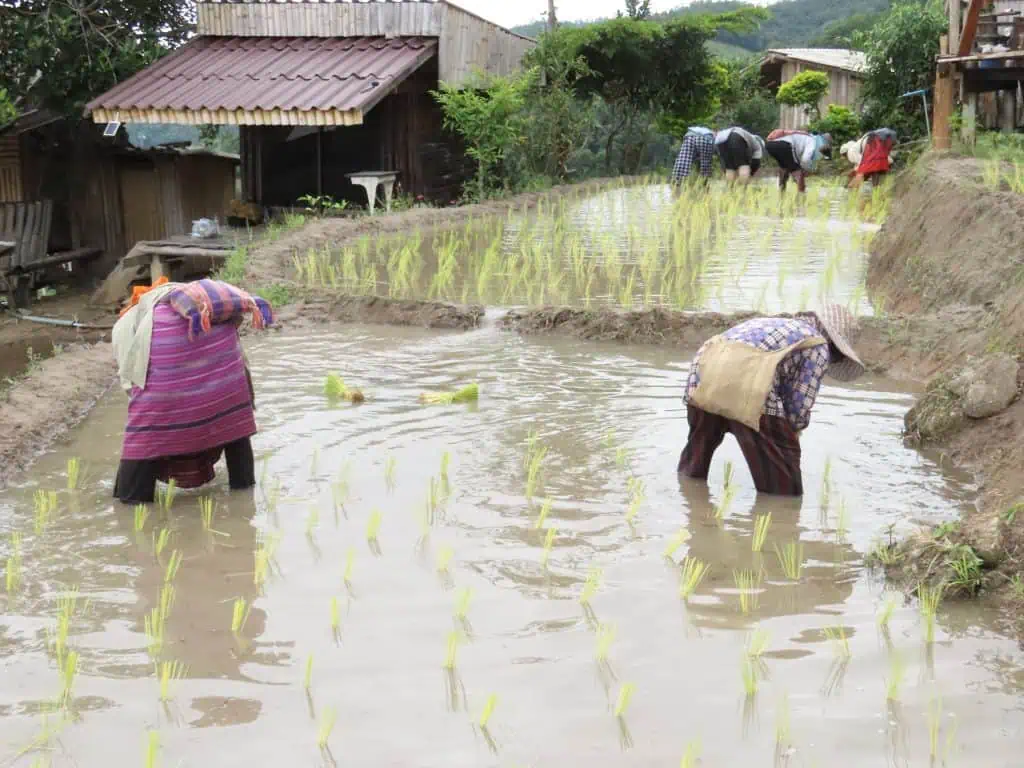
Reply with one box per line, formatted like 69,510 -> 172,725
0,112 -> 238,276
86,0 -> 537,208
759,49 -> 868,130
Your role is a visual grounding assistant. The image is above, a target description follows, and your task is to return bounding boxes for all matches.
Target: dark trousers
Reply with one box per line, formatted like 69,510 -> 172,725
677,405 -> 803,496
113,437 -> 256,504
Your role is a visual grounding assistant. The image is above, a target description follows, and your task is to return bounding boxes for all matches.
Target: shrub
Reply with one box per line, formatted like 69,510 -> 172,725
808,105 -> 862,148
776,71 -> 830,120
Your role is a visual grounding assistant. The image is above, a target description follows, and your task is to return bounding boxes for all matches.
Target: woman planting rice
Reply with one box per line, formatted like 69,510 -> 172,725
843,128 -> 897,188
670,126 -> 716,187
111,278 -> 274,503
677,305 -> 865,496
765,131 -> 832,194
714,126 -> 766,185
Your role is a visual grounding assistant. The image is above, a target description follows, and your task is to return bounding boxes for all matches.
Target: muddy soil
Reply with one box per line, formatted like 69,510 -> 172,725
0,341 -> 115,484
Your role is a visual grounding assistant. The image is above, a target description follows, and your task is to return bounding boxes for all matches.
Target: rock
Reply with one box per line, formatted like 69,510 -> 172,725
952,354 -> 1020,419
904,372 -> 967,443
964,508 -> 1005,566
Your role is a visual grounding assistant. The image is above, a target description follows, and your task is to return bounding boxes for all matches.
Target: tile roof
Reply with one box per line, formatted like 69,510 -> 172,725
764,48 -> 868,74
86,36 -> 438,126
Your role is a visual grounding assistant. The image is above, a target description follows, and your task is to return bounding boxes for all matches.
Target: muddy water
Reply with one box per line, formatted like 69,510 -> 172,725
2,325 -> 1022,766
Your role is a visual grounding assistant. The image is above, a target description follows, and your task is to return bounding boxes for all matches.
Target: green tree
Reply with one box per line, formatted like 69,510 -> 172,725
623,0 -> 652,19
808,104 -> 862,147
432,69 -> 539,200
0,0 -> 194,116
0,88 -> 16,126
712,59 -> 779,137
809,12 -> 884,48
856,1 -> 945,139
776,70 -> 830,121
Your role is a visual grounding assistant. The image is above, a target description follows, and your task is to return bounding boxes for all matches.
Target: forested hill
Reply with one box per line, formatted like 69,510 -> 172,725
511,0 -> 892,52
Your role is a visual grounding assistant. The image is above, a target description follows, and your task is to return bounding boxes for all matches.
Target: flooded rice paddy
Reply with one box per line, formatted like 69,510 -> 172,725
294,180 -> 886,315
2,324 -> 1023,767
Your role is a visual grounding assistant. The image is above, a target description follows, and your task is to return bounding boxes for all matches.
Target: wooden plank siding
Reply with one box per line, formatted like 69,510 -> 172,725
195,1 -> 534,86
778,61 -> 864,131
0,137 -> 23,203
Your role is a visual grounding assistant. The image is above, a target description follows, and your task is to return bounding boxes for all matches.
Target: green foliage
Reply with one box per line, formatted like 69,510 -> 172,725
713,60 -> 779,137
256,284 -> 293,308
0,1 -> 194,116
433,68 -> 538,201
776,71 -> 830,119
0,89 -> 16,126
808,105 -> 862,148
809,12 -> 885,48
857,1 -> 946,140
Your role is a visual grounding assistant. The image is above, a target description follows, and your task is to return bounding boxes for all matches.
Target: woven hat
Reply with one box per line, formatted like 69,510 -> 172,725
816,304 -> 866,382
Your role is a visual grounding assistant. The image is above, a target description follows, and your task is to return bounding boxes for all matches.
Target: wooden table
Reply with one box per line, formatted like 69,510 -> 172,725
346,171 -> 398,215
121,236 -> 238,282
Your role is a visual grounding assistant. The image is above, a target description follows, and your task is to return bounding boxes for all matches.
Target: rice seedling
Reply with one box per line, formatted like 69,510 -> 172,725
33,489 -> 57,534
580,567 -> 602,605
734,569 -> 762,614
158,660 -> 186,702
918,582 -> 945,644
663,528 -> 692,560
324,373 -> 365,403
752,513 -> 772,553
419,383 -> 479,405
614,683 -> 635,717
133,504 -> 149,533
740,658 -> 758,697
479,693 -> 498,729
774,542 -> 804,581
525,444 -> 547,501
156,479 -> 177,513
163,550 -> 182,584
454,587 -> 472,621
66,458 -> 82,491
144,730 -> 159,768
823,625 -> 852,658
343,548 -> 355,588
57,650 -> 78,708
745,627 -> 770,659
439,451 -> 451,496
330,597 -> 341,638
535,498 -> 552,530
877,595 -> 899,629
443,630 -> 461,669
625,478 -> 645,524
305,506 -> 320,539
820,457 -> 833,512
775,693 -> 792,755
384,456 -> 396,491
723,460 -> 735,492
678,556 -> 710,600
437,545 -> 454,575
835,495 -> 850,541
603,430 -> 617,450
303,653 -> 314,690
231,597 -> 250,635
317,706 -> 337,751
6,533 -> 23,594
152,527 -> 171,561
928,692 -> 942,759
614,446 -> 632,470
885,650 -> 906,701
680,740 -> 701,768
541,527 -> 556,567
714,485 -> 736,521
595,623 -> 616,662
366,509 -> 383,545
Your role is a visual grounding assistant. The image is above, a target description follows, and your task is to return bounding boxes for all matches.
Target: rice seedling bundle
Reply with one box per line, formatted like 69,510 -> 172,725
419,383 -> 479,406
614,683 -> 635,717
877,595 -> 899,628
751,513 -> 772,553
740,658 -> 758,697
663,529 -> 692,560
535,499 -> 552,530
156,479 -> 177,513
745,627 -> 770,659
918,582 -> 945,644
158,660 -> 186,702
454,587 -> 472,621
303,654 -> 314,690
144,731 -> 160,768
443,630 -> 461,669
437,545 -> 454,574
231,597 -> 250,635
66,458 -> 82,491
324,373 -> 365,404
133,504 -> 149,533
317,706 -> 337,750
733,569 -> 762,614
366,510 -> 383,544
163,550 -> 182,584
680,740 -> 701,768
540,528 -> 556,568
678,557 -> 709,600
595,623 -> 616,662
885,651 -> 906,701
580,568 -> 602,605
823,625 -> 852,658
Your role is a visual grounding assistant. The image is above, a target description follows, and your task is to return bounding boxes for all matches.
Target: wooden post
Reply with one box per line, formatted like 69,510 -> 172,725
1000,82 -> 1016,133
958,0 -> 986,56
316,127 -> 323,197
547,0 -> 557,30
962,90 -> 978,143
950,0 -> 961,54
934,35 -> 955,150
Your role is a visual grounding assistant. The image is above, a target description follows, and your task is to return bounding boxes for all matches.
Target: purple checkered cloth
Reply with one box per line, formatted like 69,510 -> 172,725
685,316 -> 830,431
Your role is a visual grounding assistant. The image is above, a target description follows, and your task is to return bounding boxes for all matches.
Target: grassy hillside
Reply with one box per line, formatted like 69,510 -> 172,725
512,0 -> 891,52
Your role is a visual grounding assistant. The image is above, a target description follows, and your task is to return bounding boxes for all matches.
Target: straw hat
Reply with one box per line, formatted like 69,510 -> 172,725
815,304 -> 866,382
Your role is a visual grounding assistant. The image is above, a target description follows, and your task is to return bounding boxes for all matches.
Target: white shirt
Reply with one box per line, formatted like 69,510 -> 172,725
714,127 -> 764,160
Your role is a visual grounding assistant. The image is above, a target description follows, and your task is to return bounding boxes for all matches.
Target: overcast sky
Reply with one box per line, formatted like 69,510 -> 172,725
450,0 -> 687,29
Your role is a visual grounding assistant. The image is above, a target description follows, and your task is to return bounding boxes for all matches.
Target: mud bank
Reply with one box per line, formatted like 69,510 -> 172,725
866,154 -> 1024,618
279,293 -> 484,331
0,342 -> 115,485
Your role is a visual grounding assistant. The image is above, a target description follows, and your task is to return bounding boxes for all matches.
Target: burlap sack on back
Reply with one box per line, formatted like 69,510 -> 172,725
690,335 -> 827,432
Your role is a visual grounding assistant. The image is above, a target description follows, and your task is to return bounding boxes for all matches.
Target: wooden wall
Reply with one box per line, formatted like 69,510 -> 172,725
0,136 -> 22,203
778,61 -> 864,131
195,0 -> 535,86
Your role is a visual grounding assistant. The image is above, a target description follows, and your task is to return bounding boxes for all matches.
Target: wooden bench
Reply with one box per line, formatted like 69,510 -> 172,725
0,201 -> 101,309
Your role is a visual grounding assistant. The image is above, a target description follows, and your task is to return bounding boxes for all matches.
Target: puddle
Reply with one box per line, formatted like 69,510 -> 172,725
297,182 -> 880,315
2,324 -> 1022,766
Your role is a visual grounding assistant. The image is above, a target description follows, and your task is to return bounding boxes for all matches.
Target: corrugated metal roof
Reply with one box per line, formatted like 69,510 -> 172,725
765,48 -> 868,74
86,36 -> 437,125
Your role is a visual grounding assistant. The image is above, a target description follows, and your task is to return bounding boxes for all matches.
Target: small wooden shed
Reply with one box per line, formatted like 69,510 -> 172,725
85,0 -> 536,207
760,49 -> 868,130
0,114 -> 238,275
